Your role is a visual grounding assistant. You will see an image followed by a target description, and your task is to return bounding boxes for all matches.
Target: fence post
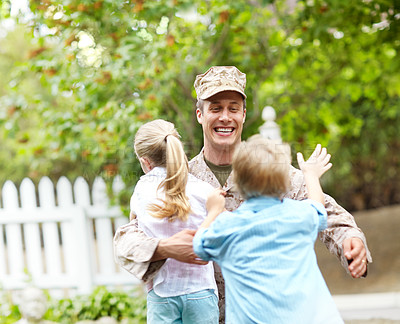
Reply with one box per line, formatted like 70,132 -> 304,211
92,177 -> 115,278
39,177 -> 63,284
73,177 -> 95,294
56,176 -> 76,288
72,207 -> 94,295
259,106 -> 282,142
2,181 -> 25,281
20,178 -> 44,282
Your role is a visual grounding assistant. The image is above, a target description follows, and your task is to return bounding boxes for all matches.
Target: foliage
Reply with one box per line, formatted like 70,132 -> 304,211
0,286 -> 147,324
269,0 -> 400,209
0,289 -> 21,324
0,0 -> 399,210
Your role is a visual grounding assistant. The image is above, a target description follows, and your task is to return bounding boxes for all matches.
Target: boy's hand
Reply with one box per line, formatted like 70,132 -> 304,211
297,144 -> 332,179
200,189 -> 227,229
206,189 -> 226,215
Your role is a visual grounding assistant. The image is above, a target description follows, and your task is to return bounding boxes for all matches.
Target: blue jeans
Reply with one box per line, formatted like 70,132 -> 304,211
147,289 -> 219,324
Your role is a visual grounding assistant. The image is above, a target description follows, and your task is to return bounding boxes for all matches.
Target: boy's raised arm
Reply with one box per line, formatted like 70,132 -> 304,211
297,144 -> 332,205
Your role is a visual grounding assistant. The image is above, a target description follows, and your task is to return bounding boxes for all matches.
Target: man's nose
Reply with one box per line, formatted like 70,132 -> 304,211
219,109 -> 230,122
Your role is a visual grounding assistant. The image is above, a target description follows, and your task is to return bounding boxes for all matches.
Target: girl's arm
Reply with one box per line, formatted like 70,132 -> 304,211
296,144 -> 332,206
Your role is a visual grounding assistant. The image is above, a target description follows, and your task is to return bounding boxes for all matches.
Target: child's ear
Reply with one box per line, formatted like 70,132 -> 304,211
139,157 -> 153,173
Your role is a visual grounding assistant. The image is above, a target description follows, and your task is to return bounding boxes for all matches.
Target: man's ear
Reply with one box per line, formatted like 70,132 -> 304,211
243,108 -> 246,123
196,108 -> 203,124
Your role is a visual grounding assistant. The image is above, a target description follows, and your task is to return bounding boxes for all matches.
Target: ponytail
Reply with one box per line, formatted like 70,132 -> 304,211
134,119 -> 191,222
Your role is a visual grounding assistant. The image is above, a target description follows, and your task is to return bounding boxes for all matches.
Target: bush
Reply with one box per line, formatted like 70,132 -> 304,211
0,290 -> 21,324
0,286 -> 147,324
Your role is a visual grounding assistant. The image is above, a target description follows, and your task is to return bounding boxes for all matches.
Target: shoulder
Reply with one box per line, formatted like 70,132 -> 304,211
132,173 -> 158,192
209,210 -> 237,231
283,166 -> 307,200
188,150 -> 209,178
188,151 -> 203,170
288,165 -> 304,186
188,173 -> 214,190
282,198 -> 326,219
282,197 -> 312,209
131,177 -> 145,195
186,174 -> 214,207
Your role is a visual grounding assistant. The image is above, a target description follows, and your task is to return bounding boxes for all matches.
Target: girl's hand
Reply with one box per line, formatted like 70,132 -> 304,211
206,189 -> 226,215
297,144 -> 332,179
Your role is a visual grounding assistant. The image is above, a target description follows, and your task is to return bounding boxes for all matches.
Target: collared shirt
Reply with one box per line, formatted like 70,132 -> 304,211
113,149 -> 372,323
131,167 -> 217,297
193,197 -> 344,324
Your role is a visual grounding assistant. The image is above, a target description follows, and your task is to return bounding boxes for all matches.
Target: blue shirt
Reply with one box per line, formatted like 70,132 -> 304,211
193,196 -> 344,324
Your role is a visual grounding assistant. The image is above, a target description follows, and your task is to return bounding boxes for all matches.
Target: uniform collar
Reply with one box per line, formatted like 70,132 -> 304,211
198,149 -> 235,190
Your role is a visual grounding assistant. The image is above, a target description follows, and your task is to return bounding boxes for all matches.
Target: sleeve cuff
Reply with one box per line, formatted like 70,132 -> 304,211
193,228 -> 212,261
307,199 -> 328,231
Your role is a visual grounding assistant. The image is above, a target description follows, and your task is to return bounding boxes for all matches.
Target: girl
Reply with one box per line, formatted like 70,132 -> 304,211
131,119 -> 218,324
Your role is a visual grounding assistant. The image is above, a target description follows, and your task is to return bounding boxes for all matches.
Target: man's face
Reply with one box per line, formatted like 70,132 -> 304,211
196,91 -> 246,153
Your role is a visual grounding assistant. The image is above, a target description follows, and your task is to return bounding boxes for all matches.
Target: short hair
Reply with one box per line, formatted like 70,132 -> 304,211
232,135 -> 291,199
196,97 -> 247,112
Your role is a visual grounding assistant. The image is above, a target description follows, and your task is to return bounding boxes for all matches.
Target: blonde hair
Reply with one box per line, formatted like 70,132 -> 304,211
134,119 -> 191,221
232,135 -> 291,199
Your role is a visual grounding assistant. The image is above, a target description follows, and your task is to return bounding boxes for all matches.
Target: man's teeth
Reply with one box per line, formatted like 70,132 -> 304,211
215,128 -> 233,133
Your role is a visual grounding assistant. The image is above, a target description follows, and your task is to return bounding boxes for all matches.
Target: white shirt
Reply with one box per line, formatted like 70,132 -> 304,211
131,166 -> 217,297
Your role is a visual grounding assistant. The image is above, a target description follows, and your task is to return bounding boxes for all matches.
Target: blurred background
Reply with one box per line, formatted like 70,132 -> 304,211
0,0 -> 399,323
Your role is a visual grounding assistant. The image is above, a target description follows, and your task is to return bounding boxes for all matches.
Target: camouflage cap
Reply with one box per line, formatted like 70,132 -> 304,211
194,66 -> 247,100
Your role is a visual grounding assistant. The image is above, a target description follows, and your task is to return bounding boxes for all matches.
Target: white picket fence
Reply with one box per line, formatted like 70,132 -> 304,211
0,176 -> 138,298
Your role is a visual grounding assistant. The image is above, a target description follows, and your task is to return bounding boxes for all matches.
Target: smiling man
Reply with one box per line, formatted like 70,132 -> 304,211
114,66 -> 372,324
197,90 -> 245,165
194,66 -> 246,167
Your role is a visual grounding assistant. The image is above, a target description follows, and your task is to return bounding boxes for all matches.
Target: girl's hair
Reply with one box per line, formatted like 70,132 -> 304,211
233,135 -> 291,199
134,119 -> 191,222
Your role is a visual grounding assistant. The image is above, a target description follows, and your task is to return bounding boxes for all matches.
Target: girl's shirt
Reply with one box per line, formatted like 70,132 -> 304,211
131,166 -> 217,298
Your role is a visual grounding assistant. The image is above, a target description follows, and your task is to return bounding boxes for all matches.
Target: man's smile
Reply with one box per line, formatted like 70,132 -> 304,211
214,127 -> 235,134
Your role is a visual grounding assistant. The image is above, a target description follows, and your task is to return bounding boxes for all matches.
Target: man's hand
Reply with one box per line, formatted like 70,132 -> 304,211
129,211 -> 137,221
152,229 -> 208,265
343,237 -> 367,278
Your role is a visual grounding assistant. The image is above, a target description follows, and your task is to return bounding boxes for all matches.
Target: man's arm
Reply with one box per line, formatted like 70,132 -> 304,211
114,218 -> 208,282
113,218 -> 164,282
321,196 -> 370,278
152,230 -> 208,264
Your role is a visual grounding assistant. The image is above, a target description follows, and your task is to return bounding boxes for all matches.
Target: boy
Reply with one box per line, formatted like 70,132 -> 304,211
193,136 -> 344,324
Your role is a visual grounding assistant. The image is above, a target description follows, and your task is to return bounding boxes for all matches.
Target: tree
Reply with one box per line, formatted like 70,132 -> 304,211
268,0 -> 400,209
0,0 -> 399,210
